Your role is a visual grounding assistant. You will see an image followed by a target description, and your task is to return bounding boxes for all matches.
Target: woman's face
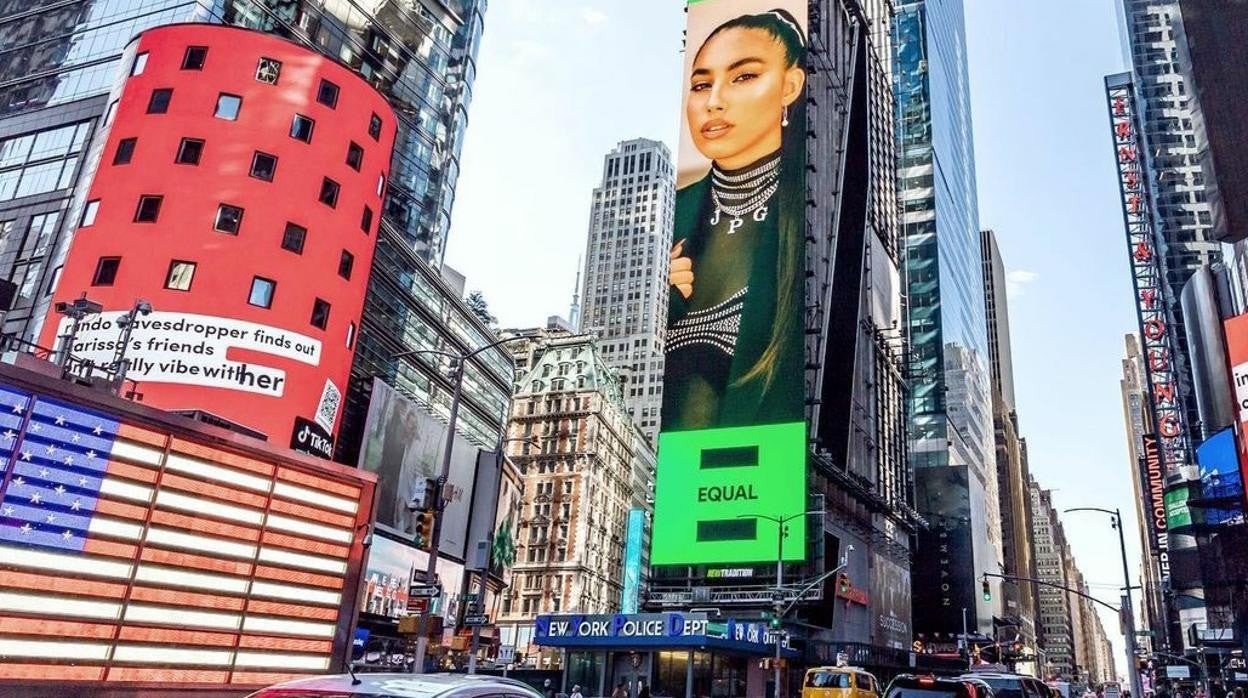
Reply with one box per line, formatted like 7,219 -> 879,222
687,26 -> 804,170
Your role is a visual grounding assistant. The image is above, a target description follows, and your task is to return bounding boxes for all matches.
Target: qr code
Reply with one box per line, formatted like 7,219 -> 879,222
315,379 -> 341,432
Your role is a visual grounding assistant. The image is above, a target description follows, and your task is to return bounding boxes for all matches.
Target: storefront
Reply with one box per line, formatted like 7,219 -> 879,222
533,613 -> 800,698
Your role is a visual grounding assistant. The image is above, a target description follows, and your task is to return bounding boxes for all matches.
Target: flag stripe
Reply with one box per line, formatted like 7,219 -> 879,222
252,565 -> 344,590
124,603 -> 241,630
129,585 -> 247,611
116,423 -> 169,447
236,635 -> 333,653
94,498 -> 150,522
110,439 -> 164,466
0,615 -> 116,639
164,452 -> 272,493
256,546 -> 346,574
105,459 -> 159,483
159,472 -> 270,509
0,591 -> 121,619
247,599 -> 338,621
171,438 -> 274,476
0,637 -> 110,659
233,651 -> 331,670
0,570 -> 127,599
272,481 -> 356,514
149,509 -> 262,542
88,515 -> 143,540
0,663 -> 105,681
117,625 -> 237,647
250,581 -> 340,607
268,497 -> 354,528
139,547 -> 253,576
0,543 -> 131,578
276,467 -> 360,499
99,477 -> 153,502
261,530 -> 350,558
112,644 -> 234,666
242,615 -> 334,637
105,667 -> 229,684
146,526 -> 257,558
135,563 -> 251,595
264,513 -> 352,545
230,671 -> 304,686
82,538 -> 139,558
155,489 -> 264,525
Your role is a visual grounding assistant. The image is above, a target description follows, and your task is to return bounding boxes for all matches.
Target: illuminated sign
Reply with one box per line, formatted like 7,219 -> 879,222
1165,487 -> 1192,528
621,508 -> 644,614
0,377 -> 371,686
1138,433 -> 1169,584
654,0 -> 810,566
1106,77 -> 1191,476
1222,313 -> 1248,517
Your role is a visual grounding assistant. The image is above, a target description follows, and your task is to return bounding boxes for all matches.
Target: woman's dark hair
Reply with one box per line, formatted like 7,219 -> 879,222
700,9 -> 808,393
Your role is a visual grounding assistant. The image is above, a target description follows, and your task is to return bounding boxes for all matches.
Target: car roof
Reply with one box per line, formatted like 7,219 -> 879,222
253,673 -> 540,697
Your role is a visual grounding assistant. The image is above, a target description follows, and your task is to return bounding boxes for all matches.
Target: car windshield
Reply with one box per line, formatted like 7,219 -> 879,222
978,678 -> 1025,698
808,672 -> 853,688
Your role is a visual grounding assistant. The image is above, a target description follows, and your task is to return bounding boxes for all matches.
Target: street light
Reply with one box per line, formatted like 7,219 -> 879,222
738,509 -> 823,698
393,334 -> 525,674
1066,506 -> 1143,698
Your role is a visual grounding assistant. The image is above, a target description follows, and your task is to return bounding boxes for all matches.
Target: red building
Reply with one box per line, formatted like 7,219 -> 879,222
41,24 -> 396,455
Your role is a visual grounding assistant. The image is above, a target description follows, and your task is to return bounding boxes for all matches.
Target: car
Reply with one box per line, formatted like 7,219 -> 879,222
884,674 -> 997,698
959,671 -> 1054,698
245,673 -> 543,697
802,665 -> 883,698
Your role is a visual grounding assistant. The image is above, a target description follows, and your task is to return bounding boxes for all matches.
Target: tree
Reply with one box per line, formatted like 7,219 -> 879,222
465,290 -> 496,329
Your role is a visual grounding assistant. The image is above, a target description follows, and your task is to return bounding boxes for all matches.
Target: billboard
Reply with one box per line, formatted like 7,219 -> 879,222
358,379 -> 478,558
1224,313 -> 1248,492
652,0 -> 809,566
1138,433 -> 1170,562
1196,428 -> 1244,525
871,554 -> 912,650
621,508 -> 645,613
360,533 -> 465,625
0,372 -> 373,687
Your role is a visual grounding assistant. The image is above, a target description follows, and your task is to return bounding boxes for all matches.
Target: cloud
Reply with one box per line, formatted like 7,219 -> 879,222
579,7 -> 608,25
1006,269 -> 1040,297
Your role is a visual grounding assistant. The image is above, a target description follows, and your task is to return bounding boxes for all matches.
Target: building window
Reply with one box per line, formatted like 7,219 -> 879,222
361,206 -> 373,234
214,204 -> 243,234
290,115 -> 315,143
147,88 -> 172,114
318,177 -> 340,208
317,80 -> 339,108
368,113 -> 382,141
346,142 -> 363,171
92,257 -> 120,286
130,52 -> 148,76
81,200 -> 100,227
182,46 -> 207,70
214,93 -> 242,120
255,57 -> 282,84
248,277 -> 275,308
337,250 -> 354,280
164,260 -> 196,291
134,195 -> 162,222
310,298 -> 331,329
376,173 -> 385,196
249,152 -> 277,181
281,223 -> 306,254
113,138 -> 136,165
346,321 -> 356,349
175,138 -> 204,165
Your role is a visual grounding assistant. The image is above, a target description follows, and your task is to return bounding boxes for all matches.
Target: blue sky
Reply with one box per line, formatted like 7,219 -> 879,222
446,0 -> 1139,673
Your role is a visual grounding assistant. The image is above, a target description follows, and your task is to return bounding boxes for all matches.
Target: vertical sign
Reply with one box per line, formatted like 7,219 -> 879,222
1106,76 -> 1191,477
1221,312 -> 1248,512
1138,433 -> 1170,585
621,508 -> 645,613
653,0 -> 810,566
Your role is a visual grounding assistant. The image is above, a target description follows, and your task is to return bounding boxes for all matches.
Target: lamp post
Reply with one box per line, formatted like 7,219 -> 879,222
394,334 -> 523,674
1066,507 -> 1143,698
738,509 -> 823,698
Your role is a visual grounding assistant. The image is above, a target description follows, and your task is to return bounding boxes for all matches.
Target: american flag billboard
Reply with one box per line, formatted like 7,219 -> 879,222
0,375 -> 374,689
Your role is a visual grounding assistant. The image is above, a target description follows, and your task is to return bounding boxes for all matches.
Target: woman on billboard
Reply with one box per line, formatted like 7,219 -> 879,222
663,8 -> 806,431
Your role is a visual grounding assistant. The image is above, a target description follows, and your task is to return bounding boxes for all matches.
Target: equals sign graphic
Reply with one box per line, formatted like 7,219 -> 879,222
695,444 -> 760,543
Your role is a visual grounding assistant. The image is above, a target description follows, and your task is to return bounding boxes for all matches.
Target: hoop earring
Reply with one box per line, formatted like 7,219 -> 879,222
782,105 -> 790,127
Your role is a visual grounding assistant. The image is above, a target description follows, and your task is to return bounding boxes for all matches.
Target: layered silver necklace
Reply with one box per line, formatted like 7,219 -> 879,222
709,153 -> 781,234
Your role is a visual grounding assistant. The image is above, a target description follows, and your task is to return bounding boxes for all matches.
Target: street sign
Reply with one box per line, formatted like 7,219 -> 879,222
1165,666 -> 1191,679
1135,630 -> 1155,636
409,584 -> 441,599
409,597 -> 430,614
498,646 -> 516,664
463,614 -> 490,627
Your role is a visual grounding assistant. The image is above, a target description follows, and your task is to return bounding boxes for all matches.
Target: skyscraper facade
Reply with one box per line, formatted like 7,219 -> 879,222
0,0 -> 484,344
578,138 -> 675,444
895,0 -> 1001,636
1030,478 -> 1077,681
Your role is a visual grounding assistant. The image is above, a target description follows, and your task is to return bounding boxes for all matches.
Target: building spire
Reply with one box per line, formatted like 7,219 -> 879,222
570,256 -> 582,331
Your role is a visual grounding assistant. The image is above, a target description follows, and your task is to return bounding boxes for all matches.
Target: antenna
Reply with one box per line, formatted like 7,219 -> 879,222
569,256 -> 583,331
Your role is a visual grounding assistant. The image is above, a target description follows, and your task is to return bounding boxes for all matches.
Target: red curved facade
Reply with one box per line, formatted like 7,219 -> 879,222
41,25 -> 396,452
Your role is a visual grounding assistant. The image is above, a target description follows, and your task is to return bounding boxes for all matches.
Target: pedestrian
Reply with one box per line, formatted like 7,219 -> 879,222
611,680 -> 628,698
542,678 -> 556,698
570,684 -> 584,698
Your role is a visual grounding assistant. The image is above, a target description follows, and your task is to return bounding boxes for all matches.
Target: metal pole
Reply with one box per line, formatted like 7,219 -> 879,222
412,358 -> 465,674
775,515 -> 784,698
468,565 -> 484,674
964,607 -> 972,670
1115,509 -> 1145,698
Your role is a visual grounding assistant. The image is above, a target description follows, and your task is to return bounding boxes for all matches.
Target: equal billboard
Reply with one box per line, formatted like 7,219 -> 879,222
651,0 -> 809,567
357,379 -> 478,559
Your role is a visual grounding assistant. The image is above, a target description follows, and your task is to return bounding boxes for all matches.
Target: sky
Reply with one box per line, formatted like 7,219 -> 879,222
446,0 -> 1140,676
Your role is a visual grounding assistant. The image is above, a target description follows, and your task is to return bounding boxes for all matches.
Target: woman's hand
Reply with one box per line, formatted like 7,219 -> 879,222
670,239 -> 694,299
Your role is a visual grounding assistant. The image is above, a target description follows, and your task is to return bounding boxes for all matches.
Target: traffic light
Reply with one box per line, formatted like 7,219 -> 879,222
838,572 -> 851,596
982,577 -> 992,601
415,511 -> 435,549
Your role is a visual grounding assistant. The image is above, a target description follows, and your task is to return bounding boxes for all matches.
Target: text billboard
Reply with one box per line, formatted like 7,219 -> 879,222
652,0 -> 809,566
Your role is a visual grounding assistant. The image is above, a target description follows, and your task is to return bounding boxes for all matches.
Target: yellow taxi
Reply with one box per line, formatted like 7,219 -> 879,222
802,666 -> 883,698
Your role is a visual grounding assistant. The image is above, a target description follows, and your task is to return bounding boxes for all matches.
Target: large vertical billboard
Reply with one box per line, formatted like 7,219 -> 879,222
1223,313 -> 1248,502
652,0 -> 808,566
358,379 -> 479,559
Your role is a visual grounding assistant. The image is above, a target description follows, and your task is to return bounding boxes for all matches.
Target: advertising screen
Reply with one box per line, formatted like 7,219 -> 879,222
1196,428 -> 1244,525
360,533 -> 465,624
1224,313 -> 1248,494
1165,487 -> 1193,529
358,379 -> 478,559
0,375 -> 372,687
652,0 -> 809,566
621,508 -> 645,613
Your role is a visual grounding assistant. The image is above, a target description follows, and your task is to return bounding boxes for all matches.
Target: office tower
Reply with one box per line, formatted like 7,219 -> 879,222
496,324 -> 653,666
982,229 -> 1041,657
578,138 -> 676,444
1030,478 -> 1077,681
896,0 -> 1002,636
0,0 -> 484,343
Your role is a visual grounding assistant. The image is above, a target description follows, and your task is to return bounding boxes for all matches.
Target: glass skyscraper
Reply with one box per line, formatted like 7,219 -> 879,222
894,0 -> 1001,636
